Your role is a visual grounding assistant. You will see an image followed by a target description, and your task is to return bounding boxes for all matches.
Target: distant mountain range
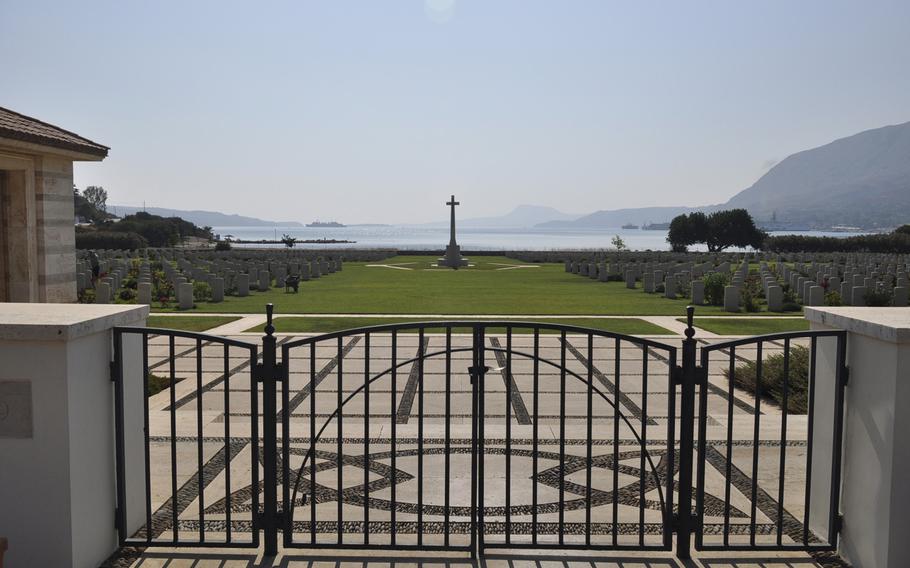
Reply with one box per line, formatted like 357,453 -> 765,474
111,121 -> 909,231
108,205 -> 303,228
415,204 -> 581,228
540,120 -> 910,230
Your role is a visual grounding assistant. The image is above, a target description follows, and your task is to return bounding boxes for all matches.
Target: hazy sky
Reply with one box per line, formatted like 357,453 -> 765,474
2,1 -> 908,224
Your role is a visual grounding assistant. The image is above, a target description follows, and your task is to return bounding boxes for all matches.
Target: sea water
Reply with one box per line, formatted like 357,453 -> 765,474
212,225 -> 866,252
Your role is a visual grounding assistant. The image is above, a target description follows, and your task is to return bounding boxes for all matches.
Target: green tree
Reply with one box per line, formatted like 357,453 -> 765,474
83,186 -> 108,213
281,234 -> 297,249
611,235 -> 627,251
705,209 -> 766,252
667,211 -> 708,252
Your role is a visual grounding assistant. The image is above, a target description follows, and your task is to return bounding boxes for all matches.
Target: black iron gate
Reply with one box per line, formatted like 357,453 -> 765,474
113,305 -> 847,560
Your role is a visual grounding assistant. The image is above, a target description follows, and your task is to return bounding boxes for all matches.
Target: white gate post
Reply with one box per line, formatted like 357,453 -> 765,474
805,307 -> 910,568
0,304 -> 147,568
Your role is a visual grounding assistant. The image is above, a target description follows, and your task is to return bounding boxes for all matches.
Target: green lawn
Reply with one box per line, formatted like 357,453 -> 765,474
146,315 -> 240,332
156,255 -> 780,317
247,316 -> 673,335
682,317 -> 810,336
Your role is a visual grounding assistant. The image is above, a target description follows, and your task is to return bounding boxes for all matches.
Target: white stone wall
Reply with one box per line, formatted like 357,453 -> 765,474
0,147 -> 78,303
35,155 -> 76,302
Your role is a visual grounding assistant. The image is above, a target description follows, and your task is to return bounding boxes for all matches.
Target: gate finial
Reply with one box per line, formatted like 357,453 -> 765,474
685,305 -> 696,339
265,303 -> 275,336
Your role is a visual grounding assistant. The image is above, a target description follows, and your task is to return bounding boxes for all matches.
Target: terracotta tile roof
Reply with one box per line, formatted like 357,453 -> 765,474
0,106 -> 109,158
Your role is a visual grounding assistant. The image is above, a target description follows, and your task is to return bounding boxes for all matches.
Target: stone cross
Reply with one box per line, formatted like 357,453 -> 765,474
447,195 -> 460,247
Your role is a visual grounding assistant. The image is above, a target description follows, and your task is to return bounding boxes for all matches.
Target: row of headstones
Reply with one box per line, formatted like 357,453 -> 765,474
156,257 -> 343,309
78,250 -> 344,308
777,259 -> 909,307
564,258 -> 751,311
531,249 -> 762,266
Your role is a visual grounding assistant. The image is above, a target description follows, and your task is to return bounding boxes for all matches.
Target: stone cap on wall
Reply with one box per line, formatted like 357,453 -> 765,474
805,307 -> 910,344
0,303 -> 147,342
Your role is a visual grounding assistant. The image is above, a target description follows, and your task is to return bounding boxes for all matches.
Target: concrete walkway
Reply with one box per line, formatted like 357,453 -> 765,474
113,547 -> 842,567
149,312 -> 805,337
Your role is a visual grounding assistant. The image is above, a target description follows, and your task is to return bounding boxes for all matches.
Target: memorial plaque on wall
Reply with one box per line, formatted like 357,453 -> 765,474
0,380 -> 33,438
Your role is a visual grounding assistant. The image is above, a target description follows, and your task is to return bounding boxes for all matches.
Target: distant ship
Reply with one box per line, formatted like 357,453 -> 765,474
306,220 -> 346,228
621,223 -> 639,230
642,222 -> 670,230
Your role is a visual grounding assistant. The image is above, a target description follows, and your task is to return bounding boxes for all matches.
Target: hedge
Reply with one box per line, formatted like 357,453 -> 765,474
75,230 -> 148,250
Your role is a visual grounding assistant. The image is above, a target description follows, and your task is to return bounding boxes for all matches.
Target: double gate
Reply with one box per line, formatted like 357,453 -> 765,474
113,306 -> 847,560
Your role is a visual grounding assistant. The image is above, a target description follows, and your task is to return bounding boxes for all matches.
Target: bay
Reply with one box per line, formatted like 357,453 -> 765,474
212,225 -> 867,252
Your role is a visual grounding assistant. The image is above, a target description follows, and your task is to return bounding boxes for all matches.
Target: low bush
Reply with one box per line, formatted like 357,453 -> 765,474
75,230 -> 148,250
78,288 -> 95,304
741,290 -> 760,312
118,289 -> 136,301
825,291 -> 843,306
765,232 -> 910,253
193,281 -> 212,302
703,272 -> 729,306
864,288 -> 892,307
726,345 -> 810,413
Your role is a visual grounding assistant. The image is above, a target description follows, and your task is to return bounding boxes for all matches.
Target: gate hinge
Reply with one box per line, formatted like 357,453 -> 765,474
673,365 -> 707,387
672,366 -> 684,386
114,507 -> 121,530
253,361 -> 286,383
842,365 -> 850,387
834,514 -> 844,534
255,511 -> 289,529
110,361 -> 120,384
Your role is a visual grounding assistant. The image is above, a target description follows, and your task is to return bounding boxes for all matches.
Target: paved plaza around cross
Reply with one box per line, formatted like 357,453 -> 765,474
113,325 -> 842,567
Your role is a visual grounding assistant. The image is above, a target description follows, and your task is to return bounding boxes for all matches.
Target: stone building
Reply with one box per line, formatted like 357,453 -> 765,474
0,107 -> 108,302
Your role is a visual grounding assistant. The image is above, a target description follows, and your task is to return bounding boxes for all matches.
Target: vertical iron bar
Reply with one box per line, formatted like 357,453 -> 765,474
309,342 -> 317,544
532,328 -> 539,545
676,306 -> 697,558
476,325 -> 487,557
196,338 -> 205,542
261,306 -> 279,556
363,332 -> 370,545
417,327 -> 425,546
612,337 -> 620,546
723,347 -> 735,547
143,335 -> 152,543
505,326 -> 512,544
250,345 -> 260,548
281,343 -> 290,547
444,327 -> 452,546
390,330 -> 397,545
558,330 -> 566,545
749,341 -> 763,546
694,346 -> 710,551
803,336 -> 818,545
336,335 -> 344,545
827,333 -> 847,543
224,343 -> 232,543
777,338 -> 791,545
169,335 -> 178,542
112,330 -> 126,543
585,333 -> 594,546
639,344 -> 648,547
666,346 -> 678,550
